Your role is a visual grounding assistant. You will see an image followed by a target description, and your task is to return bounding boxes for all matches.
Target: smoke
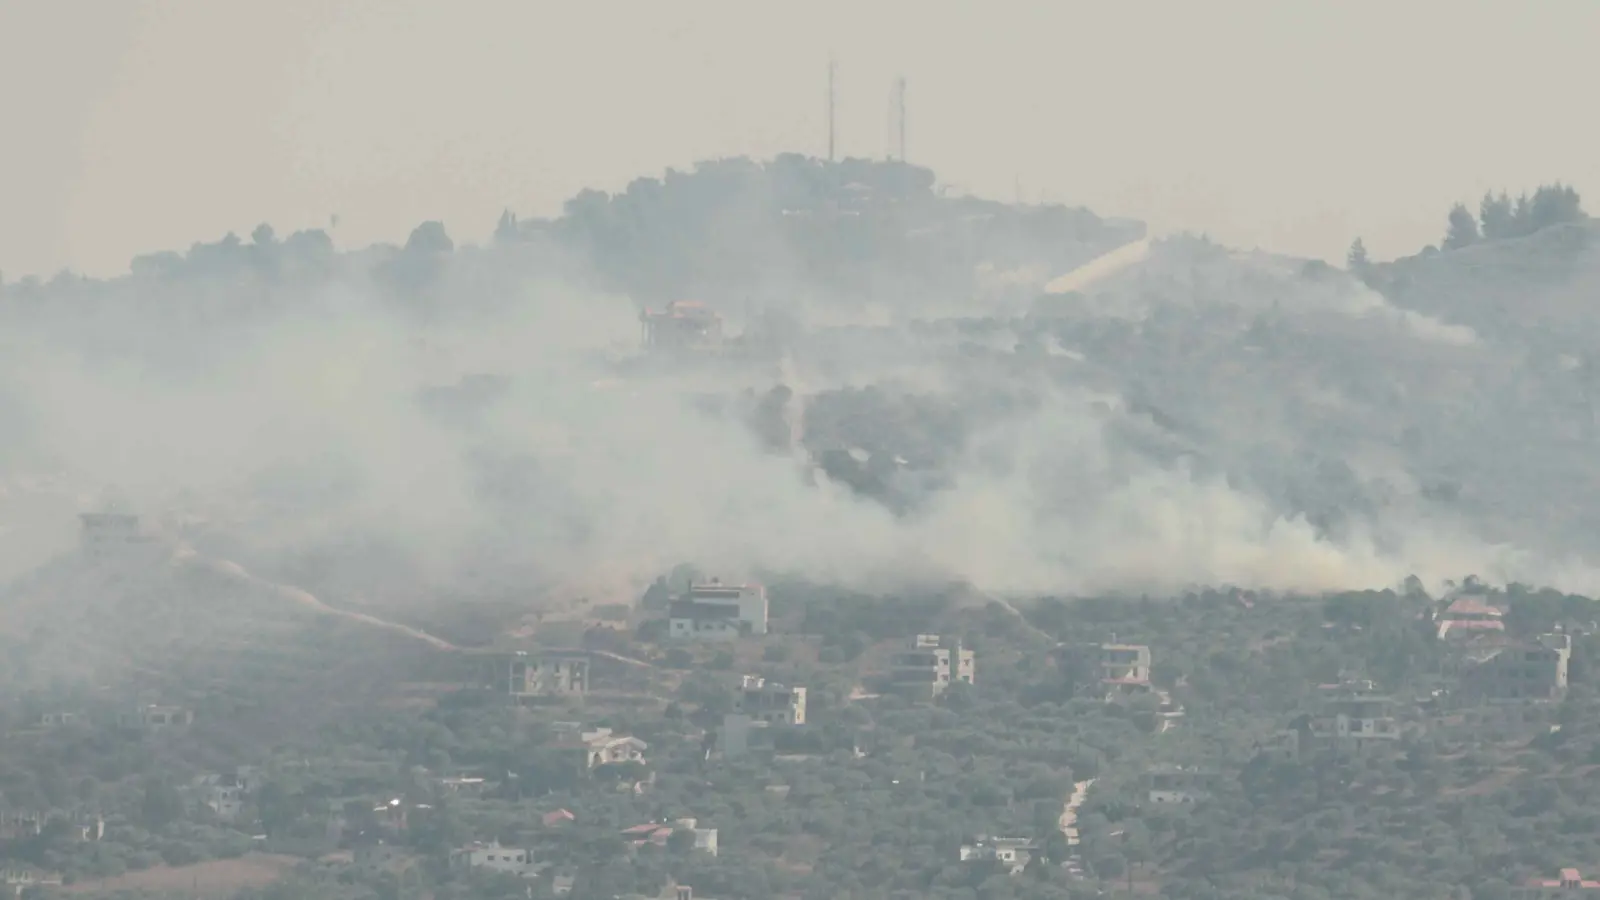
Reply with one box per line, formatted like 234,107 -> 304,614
3,227 -> 1598,611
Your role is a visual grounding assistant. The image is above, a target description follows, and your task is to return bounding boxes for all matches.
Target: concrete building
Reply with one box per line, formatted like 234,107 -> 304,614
959,837 -> 1037,875
640,301 -> 724,352
621,818 -> 718,856
451,841 -> 543,879
1101,643 -> 1152,690
1306,692 -> 1402,750
507,649 -> 590,697
733,675 -> 806,725
890,634 -> 974,700
1517,868 -> 1600,899
79,512 -> 156,562
667,581 -> 768,640
554,726 -> 648,769
120,704 -> 194,732
1462,633 -> 1571,702
1144,765 -> 1219,806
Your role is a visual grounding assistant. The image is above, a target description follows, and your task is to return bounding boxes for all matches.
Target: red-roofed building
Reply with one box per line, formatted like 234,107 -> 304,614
1437,595 -> 1506,640
1516,868 -> 1600,899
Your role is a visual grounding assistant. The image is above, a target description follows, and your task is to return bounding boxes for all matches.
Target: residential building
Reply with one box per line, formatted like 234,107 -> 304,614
79,511 -> 156,561
451,841 -> 543,879
119,704 -> 194,732
960,837 -> 1037,875
1101,643 -> 1152,690
667,581 -> 768,640
1306,692 -> 1402,750
1516,868 -> 1600,899
1462,632 -> 1571,702
620,818 -> 718,856
553,726 -> 648,769
733,675 -> 807,725
890,634 -> 974,700
37,711 -> 84,728
2,867 -> 63,898
507,649 -> 590,697
640,301 -> 724,351
1144,765 -> 1219,806
1436,594 -> 1506,641
353,841 -> 417,877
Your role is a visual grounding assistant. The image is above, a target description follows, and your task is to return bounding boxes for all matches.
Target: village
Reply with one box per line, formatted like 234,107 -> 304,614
2,509 -> 1594,898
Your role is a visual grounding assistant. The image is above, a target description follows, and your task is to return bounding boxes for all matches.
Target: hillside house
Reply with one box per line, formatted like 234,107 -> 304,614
353,840 -> 418,877
1305,691 -> 1403,752
78,511 -> 157,561
620,818 -> 718,856
960,836 -> 1037,875
640,301 -> 723,352
2,867 -> 62,897
734,675 -> 806,725
451,841 -> 543,879
667,581 -> 768,640
1145,765 -> 1221,806
120,704 -> 193,732
1517,868 -> 1600,899
1101,642 -> 1153,693
554,726 -> 648,769
1436,595 -> 1506,641
1461,632 -> 1571,702
890,634 -> 974,700
507,649 -> 590,697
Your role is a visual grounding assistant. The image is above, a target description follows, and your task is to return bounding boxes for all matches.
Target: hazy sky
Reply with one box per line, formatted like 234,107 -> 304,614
3,0 -> 1598,278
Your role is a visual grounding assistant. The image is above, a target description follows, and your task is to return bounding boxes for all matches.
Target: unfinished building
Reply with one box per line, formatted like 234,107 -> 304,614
1100,642 -> 1152,693
1460,632 -> 1571,703
667,581 -> 768,641
890,634 -> 974,700
79,512 -> 156,562
506,650 -> 590,698
733,675 -> 806,725
640,301 -> 723,352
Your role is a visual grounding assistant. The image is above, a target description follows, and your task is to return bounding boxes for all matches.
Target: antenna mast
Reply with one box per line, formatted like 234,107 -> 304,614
890,76 -> 907,162
827,54 -> 837,161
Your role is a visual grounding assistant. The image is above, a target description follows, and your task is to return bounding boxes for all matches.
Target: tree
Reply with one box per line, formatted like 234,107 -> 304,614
1442,203 -> 1480,250
1528,183 -> 1585,232
494,210 -> 518,243
1480,191 -> 1515,240
251,223 -> 276,245
1345,238 -> 1370,271
405,221 -> 453,256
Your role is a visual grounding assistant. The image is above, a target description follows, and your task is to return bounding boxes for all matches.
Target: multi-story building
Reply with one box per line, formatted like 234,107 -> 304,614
1100,643 -> 1152,689
733,675 -> 806,725
667,581 -> 768,641
889,634 -> 974,700
1144,765 -> 1220,806
450,841 -> 543,879
1306,692 -> 1402,751
79,512 -> 156,562
1462,632 -> 1571,702
119,704 -> 194,732
506,650 -> 590,697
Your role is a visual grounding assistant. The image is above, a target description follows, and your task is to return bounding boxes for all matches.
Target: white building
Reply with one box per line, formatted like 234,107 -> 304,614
78,512 -> 157,562
960,837 -> 1037,875
451,841 -> 543,878
667,581 -> 768,641
554,726 -> 648,769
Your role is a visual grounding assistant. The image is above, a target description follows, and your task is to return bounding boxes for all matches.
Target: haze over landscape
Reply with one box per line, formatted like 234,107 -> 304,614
9,6 -> 1600,900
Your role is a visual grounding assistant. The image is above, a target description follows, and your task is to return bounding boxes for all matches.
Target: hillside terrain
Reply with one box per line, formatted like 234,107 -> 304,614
2,157 -> 1600,900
